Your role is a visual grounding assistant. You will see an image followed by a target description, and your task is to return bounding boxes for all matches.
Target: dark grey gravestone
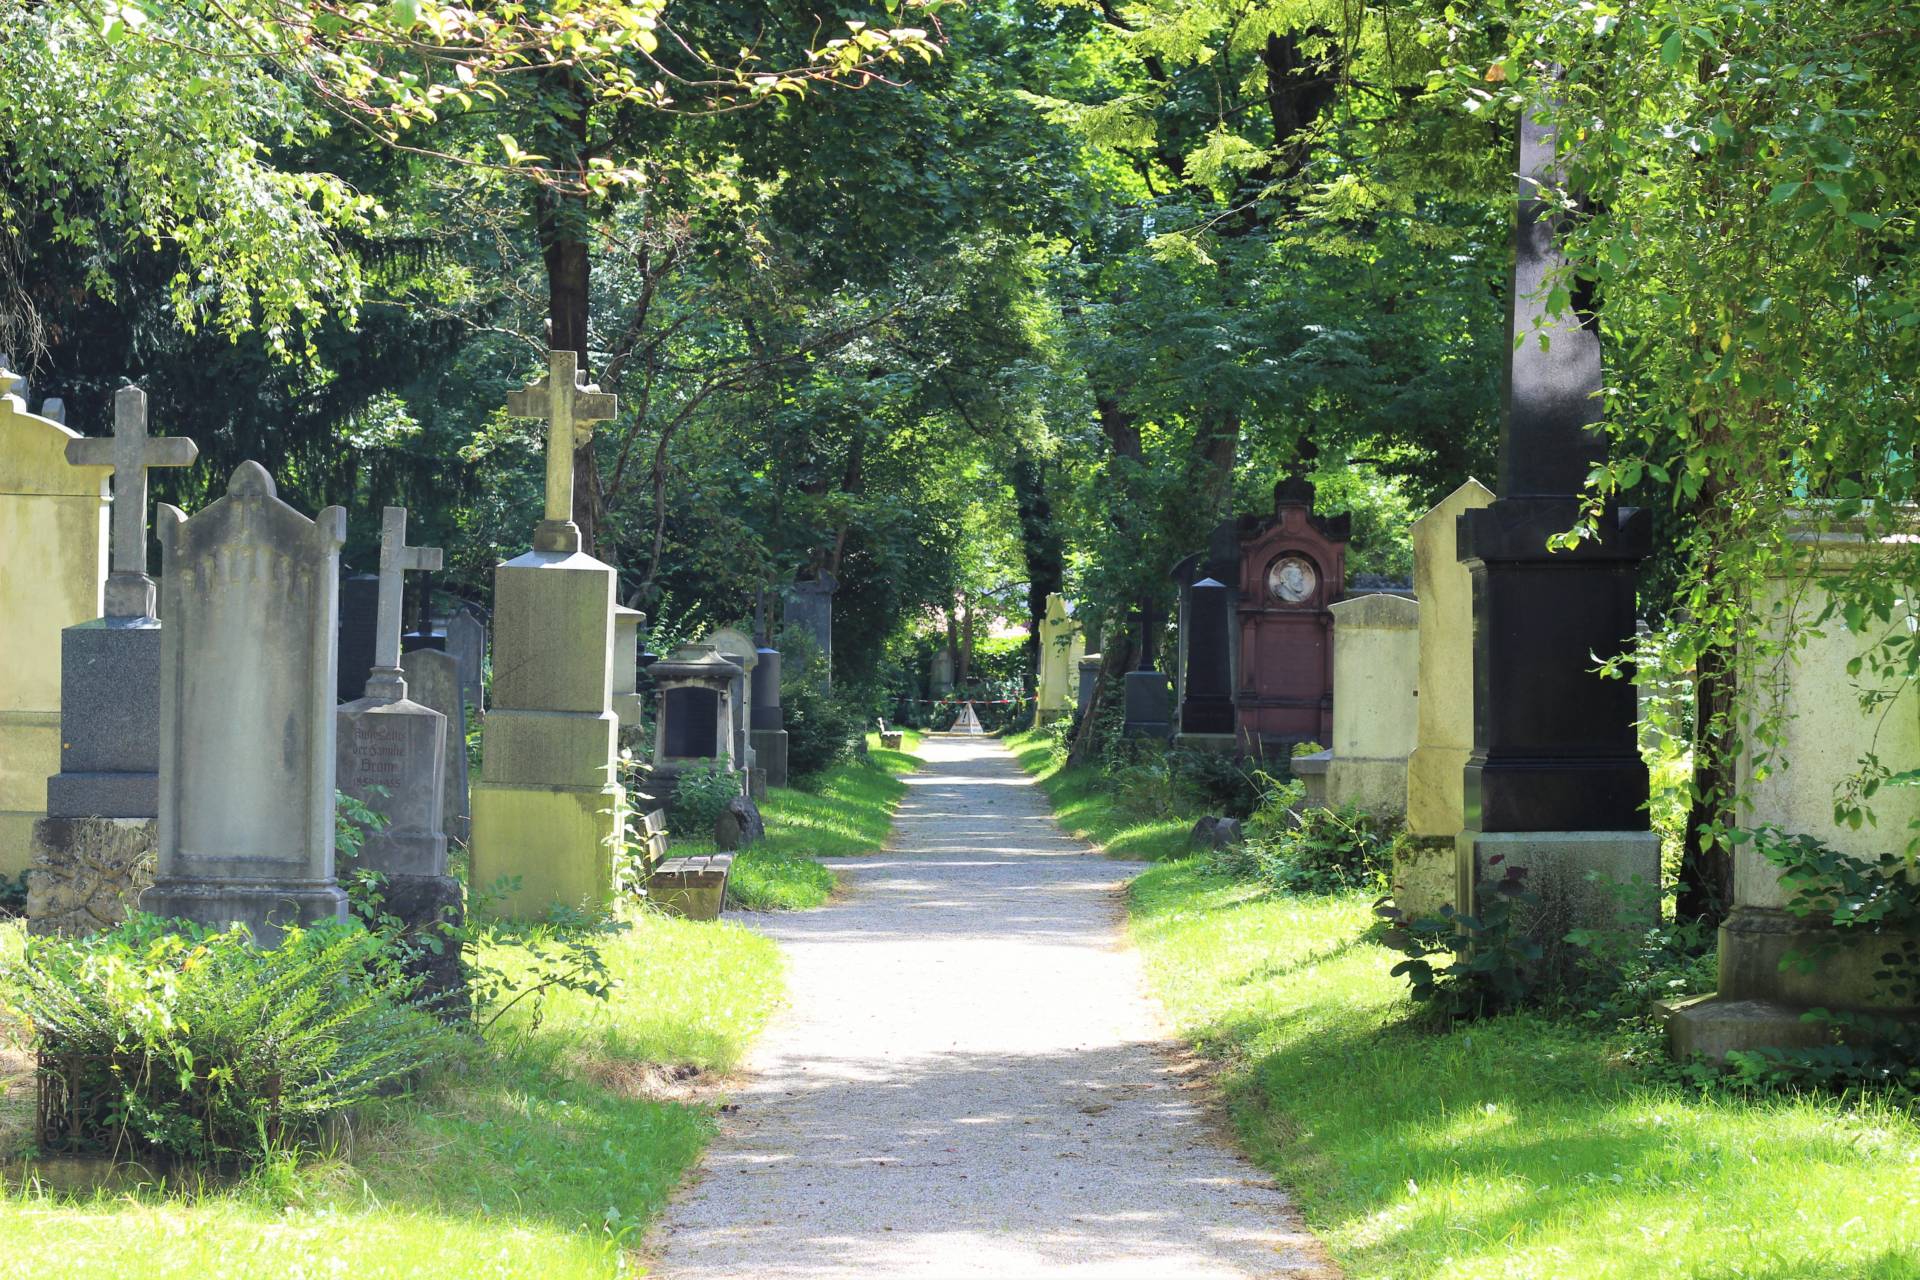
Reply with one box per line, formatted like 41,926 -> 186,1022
337,571 -> 380,704
446,603 -> 487,715
1122,670 -> 1171,740
783,574 -> 836,691
1179,578 -> 1236,736
46,618 -> 163,818
402,649 -> 470,844
663,687 -> 720,758
337,699 -> 446,877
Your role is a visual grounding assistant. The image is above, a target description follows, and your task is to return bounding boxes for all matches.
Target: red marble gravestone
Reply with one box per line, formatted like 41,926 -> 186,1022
1234,479 -> 1349,752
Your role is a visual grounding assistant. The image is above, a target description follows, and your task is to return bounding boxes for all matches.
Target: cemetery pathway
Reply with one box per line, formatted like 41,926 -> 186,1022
649,735 -> 1332,1279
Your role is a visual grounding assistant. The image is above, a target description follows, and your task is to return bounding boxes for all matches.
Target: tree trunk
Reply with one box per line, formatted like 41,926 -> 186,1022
534,71 -> 597,553
1012,448 -> 1064,697
1678,627 -> 1736,926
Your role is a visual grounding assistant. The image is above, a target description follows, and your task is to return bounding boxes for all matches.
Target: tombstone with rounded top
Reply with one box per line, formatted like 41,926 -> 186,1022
140,462 -> 349,942
704,627 -> 760,792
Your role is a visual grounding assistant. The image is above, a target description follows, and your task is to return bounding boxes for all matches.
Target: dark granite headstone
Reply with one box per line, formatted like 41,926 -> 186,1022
1179,578 -> 1236,736
663,687 -> 720,757
337,571 -> 380,703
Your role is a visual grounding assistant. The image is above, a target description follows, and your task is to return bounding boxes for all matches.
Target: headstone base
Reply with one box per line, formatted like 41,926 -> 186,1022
1322,755 -> 1409,817
1121,671 -> 1171,740
1173,732 -> 1237,756
469,780 -> 623,921
381,873 -> 466,1012
1389,835 -> 1454,920
1658,907 -> 1920,1061
747,768 -> 768,803
139,879 -> 348,946
751,728 -> 789,790
1455,829 -> 1661,958
27,817 -> 156,936
47,619 -> 162,820
1292,750 -> 1330,807
0,709 -> 60,875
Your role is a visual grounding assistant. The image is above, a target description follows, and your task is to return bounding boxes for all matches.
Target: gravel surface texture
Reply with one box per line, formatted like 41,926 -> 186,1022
650,735 -> 1333,1279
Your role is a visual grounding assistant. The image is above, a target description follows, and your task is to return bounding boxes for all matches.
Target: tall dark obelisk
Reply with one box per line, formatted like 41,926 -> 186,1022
1454,109 -> 1659,929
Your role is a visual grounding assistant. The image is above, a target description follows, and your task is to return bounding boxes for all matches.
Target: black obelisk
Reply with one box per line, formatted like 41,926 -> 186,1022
1454,109 -> 1657,924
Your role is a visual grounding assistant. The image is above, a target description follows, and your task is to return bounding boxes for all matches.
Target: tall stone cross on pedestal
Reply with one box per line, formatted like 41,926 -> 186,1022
506,350 -> 617,554
64,386 -> 197,620
364,506 -> 443,703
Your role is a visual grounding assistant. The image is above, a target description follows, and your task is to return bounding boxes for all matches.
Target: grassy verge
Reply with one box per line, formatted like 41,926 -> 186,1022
0,907 -> 782,1279
1004,728 -> 1194,860
1015,739 -> 1920,1279
686,730 -> 924,910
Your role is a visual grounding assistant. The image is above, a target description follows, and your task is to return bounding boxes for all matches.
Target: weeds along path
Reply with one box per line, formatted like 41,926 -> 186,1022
649,734 -> 1332,1279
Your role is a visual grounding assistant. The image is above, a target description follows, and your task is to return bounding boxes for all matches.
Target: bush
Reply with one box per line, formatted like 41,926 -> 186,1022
10,916 -> 451,1163
1202,777 -> 1396,894
1167,747 -> 1263,818
784,680 -> 862,781
669,761 -> 740,837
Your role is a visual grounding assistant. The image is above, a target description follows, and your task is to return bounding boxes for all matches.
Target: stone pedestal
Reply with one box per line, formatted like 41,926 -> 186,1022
142,463 -> 349,944
0,389 -> 109,874
27,816 -> 155,936
469,549 -> 624,921
752,646 -> 788,789
1320,595 -> 1419,815
1667,518 -> 1920,1061
1177,577 -> 1238,747
1122,670 -> 1171,740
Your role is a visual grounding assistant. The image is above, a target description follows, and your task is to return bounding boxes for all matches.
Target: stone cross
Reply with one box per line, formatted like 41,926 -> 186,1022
365,506 -> 443,703
64,386 -> 198,619
506,350 -> 617,554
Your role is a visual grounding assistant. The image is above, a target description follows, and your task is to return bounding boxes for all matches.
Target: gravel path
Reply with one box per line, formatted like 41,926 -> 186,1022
649,735 -> 1332,1279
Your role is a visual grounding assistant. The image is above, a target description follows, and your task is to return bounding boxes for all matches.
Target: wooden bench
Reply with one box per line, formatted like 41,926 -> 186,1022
646,853 -> 734,921
875,717 -> 903,750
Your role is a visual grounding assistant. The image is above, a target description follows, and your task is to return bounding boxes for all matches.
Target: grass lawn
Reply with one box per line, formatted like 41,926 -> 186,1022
0,907 -> 783,1279
690,730 -> 924,910
1004,728 -> 1194,860
1016,739 -> 1920,1280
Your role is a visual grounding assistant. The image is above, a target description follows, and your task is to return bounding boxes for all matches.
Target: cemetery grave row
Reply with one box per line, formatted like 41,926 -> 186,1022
1,352 -> 799,966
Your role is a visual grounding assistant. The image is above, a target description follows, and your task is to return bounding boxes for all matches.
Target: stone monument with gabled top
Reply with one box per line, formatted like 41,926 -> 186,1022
0,367 -> 111,876
140,462 -> 350,942
27,385 -> 197,934
469,351 -> 626,920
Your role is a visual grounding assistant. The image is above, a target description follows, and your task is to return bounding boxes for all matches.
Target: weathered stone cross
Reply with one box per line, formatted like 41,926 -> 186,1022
506,349 -> 617,554
365,505 -> 443,703
64,386 -> 198,619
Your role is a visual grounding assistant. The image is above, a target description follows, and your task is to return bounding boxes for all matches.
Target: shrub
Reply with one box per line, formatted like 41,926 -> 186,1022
1202,778 -> 1396,894
669,761 -> 740,837
784,680 -> 861,781
1167,747 -> 1262,818
10,916 -> 451,1163
1375,857 -> 1545,1024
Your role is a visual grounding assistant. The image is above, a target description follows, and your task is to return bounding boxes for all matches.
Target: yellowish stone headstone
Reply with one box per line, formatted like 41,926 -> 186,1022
1035,593 -> 1085,722
0,374 -> 110,874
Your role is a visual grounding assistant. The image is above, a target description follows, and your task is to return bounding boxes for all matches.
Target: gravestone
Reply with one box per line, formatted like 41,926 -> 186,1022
446,603 -> 488,715
706,628 -> 761,798
336,507 -> 461,1002
0,368 -> 110,875
470,350 -> 626,920
1304,595 -> 1419,815
784,573 -> 837,691
402,648 -> 470,845
1122,605 -> 1172,740
649,644 -> 741,811
1175,573 -> 1237,749
930,646 -> 955,697
1666,517 -> 1920,1060
29,386 -> 198,934
1234,480 -> 1347,755
335,571 -> 380,704
1453,112 -> 1658,940
750,645 -> 789,789
140,463 -> 349,942
1077,653 -> 1102,718
613,606 -> 645,731
1396,479 -> 1495,917
1034,594 -> 1085,723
